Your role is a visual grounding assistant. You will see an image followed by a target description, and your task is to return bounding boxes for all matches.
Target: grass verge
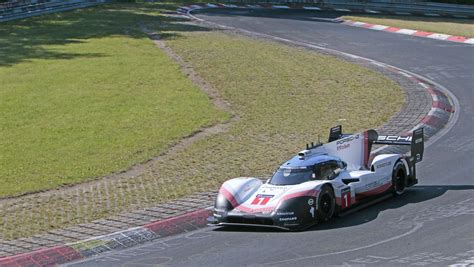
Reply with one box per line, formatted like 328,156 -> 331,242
0,3 -> 404,239
0,3 -> 229,197
343,15 -> 474,37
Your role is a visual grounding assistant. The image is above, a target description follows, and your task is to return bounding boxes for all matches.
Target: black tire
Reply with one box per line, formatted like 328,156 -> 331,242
392,160 -> 407,196
317,185 -> 335,222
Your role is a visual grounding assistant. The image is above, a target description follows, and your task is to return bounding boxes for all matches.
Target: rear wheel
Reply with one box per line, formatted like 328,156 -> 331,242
317,185 -> 335,222
392,160 -> 407,196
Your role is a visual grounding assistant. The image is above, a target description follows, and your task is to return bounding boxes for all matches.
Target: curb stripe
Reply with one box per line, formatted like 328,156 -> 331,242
427,33 -> 451,40
447,36 -> 468,42
413,31 -> 433,37
0,246 -> 84,267
177,5 -> 474,46
385,27 -> 401,32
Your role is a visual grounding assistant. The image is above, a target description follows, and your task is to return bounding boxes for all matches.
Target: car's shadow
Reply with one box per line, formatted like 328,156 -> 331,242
212,185 -> 474,233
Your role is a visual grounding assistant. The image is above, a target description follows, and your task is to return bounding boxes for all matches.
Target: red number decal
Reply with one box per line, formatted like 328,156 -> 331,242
251,195 -> 273,205
341,191 -> 351,209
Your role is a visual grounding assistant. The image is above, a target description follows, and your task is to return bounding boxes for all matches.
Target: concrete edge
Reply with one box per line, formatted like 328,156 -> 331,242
0,209 -> 212,266
177,3 -> 474,45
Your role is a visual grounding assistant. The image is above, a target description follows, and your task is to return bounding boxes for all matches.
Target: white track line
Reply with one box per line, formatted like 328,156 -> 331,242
303,6 -> 321,10
186,7 -> 460,155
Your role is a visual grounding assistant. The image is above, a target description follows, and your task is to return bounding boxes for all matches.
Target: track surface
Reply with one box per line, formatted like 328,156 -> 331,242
68,10 -> 474,267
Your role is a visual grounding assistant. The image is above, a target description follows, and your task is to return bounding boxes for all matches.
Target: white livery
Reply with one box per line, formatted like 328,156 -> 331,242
209,126 -> 424,230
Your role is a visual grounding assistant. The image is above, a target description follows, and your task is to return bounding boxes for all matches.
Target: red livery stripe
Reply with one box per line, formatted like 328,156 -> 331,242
219,186 -> 240,208
357,182 -> 392,198
235,189 -> 319,214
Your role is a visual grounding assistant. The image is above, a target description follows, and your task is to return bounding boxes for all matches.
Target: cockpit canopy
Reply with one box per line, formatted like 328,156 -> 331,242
269,156 -> 346,185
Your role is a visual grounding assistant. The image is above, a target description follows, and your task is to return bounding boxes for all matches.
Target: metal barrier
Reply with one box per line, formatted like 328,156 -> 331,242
0,0 -> 111,22
1,0 -> 473,22
220,0 -> 474,17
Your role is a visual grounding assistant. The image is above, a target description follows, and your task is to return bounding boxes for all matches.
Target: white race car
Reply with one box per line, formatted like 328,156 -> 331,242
208,126 -> 424,230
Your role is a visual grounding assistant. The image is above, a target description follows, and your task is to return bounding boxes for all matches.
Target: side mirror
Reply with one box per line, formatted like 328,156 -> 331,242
339,161 -> 347,170
329,168 -> 342,180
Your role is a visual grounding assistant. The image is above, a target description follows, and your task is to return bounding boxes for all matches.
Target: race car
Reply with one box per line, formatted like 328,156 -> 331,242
208,125 -> 424,230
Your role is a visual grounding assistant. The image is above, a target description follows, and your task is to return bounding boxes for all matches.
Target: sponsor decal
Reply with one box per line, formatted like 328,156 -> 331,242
310,207 -> 315,218
242,185 -> 252,193
337,143 -> 350,151
336,134 -> 360,145
366,181 -> 379,189
279,217 -> 297,221
376,161 -> 391,169
251,194 -> 274,205
416,154 -> 422,161
378,135 -> 412,142
276,211 -> 294,216
308,198 -> 314,206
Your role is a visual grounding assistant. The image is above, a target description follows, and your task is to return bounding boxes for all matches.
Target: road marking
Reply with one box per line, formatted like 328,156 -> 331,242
273,5 -> 290,9
303,6 -> 321,10
265,222 -> 424,265
365,9 -> 380,14
399,72 -> 412,78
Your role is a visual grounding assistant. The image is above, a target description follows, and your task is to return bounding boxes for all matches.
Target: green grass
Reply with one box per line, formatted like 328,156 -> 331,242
0,4 -> 229,197
0,3 -> 405,240
343,15 -> 474,37
143,30 -> 404,195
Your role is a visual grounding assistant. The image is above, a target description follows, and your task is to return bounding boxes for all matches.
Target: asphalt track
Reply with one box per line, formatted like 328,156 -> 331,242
68,9 -> 474,267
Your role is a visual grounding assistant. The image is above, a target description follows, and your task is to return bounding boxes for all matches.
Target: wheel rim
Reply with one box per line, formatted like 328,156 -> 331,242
320,194 -> 332,214
395,174 -> 405,193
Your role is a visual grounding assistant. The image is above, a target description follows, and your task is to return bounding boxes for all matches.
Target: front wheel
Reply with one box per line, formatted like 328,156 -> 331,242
317,185 -> 335,222
392,160 -> 407,196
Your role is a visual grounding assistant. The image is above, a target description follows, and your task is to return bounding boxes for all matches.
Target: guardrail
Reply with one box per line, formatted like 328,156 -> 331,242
0,0 -> 111,22
219,0 -> 474,17
1,0 -> 473,22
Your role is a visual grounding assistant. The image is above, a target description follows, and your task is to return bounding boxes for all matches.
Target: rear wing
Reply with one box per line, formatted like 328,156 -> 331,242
328,125 -> 424,163
374,128 -> 424,163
